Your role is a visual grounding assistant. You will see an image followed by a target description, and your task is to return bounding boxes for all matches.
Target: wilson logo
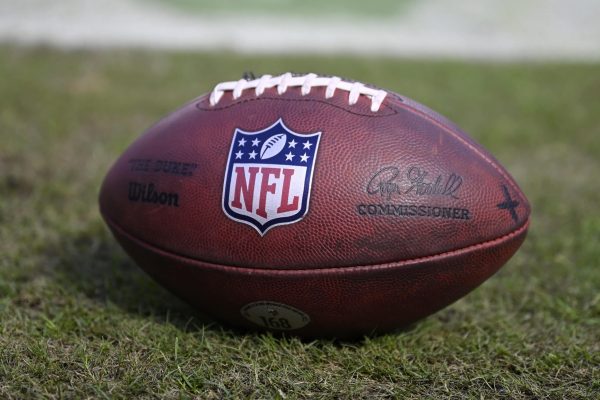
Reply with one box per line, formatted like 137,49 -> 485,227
222,119 -> 321,235
128,181 -> 179,207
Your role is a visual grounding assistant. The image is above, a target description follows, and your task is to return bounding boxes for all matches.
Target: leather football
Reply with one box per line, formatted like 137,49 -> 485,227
99,73 -> 530,338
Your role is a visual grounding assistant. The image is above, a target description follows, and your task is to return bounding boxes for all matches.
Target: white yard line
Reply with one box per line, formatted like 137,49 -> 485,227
0,0 -> 598,61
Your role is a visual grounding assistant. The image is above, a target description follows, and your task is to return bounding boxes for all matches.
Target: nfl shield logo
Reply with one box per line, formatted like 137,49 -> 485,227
222,118 -> 322,235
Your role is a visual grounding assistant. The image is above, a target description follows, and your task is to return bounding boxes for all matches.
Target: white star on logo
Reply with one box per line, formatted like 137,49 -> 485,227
248,150 -> 257,159
238,138 -> 247,147
300,153 -> 310,162
251,138 -> 260,147
285,151 -> 295,161
302,140 -> 312,150
288,139 -> 297,148
235,150 -> 244,159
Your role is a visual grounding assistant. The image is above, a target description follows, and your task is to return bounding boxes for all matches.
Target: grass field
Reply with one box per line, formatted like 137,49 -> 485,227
147,0 -> 413,17
0,46 -> 598,399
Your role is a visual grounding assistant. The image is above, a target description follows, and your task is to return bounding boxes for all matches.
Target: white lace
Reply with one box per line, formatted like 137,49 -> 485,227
209,73 -> 388,112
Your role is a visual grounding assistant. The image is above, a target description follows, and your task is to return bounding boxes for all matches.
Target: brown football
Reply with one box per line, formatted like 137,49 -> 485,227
99,73 -> 530,338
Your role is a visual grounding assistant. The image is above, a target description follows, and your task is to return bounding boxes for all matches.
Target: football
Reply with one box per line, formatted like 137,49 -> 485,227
99,73 -> 530,338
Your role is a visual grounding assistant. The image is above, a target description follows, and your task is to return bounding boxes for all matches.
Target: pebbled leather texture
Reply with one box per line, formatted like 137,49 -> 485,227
99,83 -> 531,337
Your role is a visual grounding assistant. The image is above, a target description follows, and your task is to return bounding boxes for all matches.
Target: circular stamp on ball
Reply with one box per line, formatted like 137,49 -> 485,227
241,301 -> 310,330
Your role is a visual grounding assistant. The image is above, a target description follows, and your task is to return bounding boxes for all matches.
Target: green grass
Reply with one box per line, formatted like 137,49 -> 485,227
145,0 -> 414,18
1,46 -> 599,399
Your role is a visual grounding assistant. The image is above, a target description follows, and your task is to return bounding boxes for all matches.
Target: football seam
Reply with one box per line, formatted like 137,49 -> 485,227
195,95 -> 398,118
391,98 -> 527,205
102,210 -> 529,275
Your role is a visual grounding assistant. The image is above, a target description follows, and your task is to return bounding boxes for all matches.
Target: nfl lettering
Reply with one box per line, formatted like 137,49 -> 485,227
222,119 -> 321,235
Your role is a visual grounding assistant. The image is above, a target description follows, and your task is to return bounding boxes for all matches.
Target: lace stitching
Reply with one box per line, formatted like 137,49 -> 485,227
209,73 -> 387,112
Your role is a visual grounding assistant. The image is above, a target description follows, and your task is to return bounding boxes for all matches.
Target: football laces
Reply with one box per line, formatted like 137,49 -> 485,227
209,73 -> 388,112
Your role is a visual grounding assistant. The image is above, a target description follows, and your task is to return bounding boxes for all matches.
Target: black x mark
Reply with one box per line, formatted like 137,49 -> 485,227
497,185 -> 520,223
